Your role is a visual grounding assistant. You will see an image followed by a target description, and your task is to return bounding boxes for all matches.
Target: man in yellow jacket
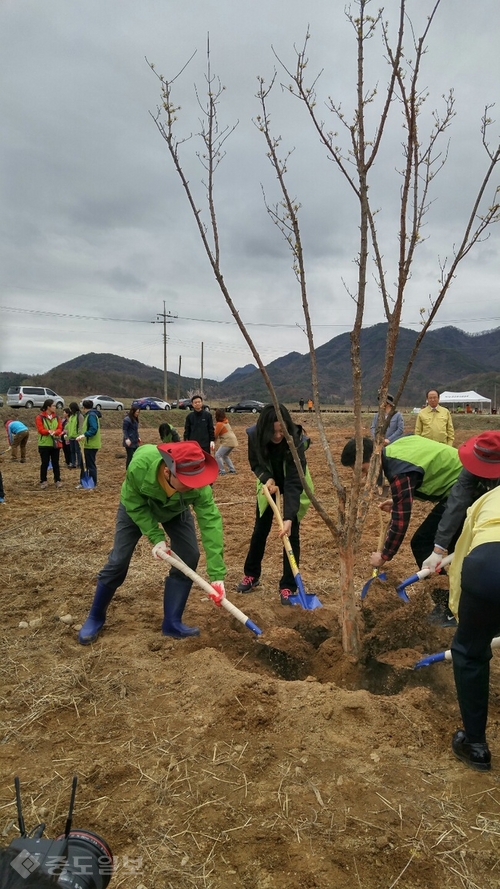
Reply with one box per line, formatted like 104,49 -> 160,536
448,435 -> 500,772
415,389 -> 454,445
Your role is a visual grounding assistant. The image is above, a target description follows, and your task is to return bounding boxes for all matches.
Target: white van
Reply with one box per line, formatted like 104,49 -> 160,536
7,386 -> 65,409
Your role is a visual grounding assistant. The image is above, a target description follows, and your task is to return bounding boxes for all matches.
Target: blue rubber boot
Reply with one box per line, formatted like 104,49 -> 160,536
162,575 -> 200,638
78,582 -> 115,645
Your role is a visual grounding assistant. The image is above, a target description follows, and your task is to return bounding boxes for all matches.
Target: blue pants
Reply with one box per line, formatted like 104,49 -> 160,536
451,542 -> 500,743
98,503 -> 200,592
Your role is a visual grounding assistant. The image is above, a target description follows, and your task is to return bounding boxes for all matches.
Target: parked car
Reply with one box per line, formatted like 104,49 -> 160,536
171,398 -> 211,411
131,397 -> 171,411
226,400 -> 265,413
81,395 -> 124,411
7,386 -> 65,409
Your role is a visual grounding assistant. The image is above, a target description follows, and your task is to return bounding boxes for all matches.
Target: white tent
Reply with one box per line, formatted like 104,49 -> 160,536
439,390 -> 492,413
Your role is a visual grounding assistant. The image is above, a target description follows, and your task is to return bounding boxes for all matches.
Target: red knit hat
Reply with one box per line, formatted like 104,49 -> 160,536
157,441 -> 218,487
458,431 -> 500,479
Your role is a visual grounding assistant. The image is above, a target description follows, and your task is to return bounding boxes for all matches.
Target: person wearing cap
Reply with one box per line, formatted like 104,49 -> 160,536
340,435 -> 463,572
446,484 -> 500,771
414,388 -> 455,446
422,431 -> 500,574
370,394 -> 404,445
77,441 -> 226,644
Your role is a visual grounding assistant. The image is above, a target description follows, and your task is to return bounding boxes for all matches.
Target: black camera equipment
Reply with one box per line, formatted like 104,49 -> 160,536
8,776 -> 113,889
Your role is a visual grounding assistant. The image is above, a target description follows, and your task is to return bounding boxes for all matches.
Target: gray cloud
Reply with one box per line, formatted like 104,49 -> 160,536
1,0 -> 499,383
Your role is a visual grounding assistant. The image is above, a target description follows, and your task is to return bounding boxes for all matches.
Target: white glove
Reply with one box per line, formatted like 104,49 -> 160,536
152,541 -> 170,561
209,581 -> 225,606
76,435 -> 85,441
422,551 -> 444,573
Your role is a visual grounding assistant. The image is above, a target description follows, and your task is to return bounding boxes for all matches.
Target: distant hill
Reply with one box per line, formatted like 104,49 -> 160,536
0,353 -> 220,402
217,324 -> 500,405
2,325 -> 500,405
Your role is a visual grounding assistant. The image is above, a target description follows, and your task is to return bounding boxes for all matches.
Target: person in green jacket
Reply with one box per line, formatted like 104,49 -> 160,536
76,400 -> 101,486
78,441 -> 226,644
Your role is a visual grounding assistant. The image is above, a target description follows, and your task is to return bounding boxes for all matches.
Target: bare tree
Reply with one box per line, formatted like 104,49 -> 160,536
149,1 -> 500,660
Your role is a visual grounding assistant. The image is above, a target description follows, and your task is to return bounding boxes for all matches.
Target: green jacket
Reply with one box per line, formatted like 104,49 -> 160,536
383,435 -> 462,499
82,410 -> 101,449
120,444 -> 225,580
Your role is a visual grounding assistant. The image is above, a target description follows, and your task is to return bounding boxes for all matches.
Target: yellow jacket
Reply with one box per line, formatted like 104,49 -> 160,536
449,486 -> 500,616
415,405 -> 454,445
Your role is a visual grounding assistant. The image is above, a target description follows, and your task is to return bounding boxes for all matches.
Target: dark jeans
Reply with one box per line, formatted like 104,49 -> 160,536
125,446 -> 139,469
69,439 -> 82,469
451,542 -> 500,743
98,503 -> 199,592
410,499 -> 461,568
39,446 -> 61,483
82,448 -> 98,486
62,440 -> 72,466
243,501 -> 300,591
0,471 -> 4,499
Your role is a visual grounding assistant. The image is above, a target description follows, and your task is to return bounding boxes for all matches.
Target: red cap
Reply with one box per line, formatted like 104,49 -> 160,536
157,441 -> 218,488
458,431 -> 500,479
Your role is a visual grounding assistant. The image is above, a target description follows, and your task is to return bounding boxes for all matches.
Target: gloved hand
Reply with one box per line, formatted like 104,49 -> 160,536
422,551 -> 444,573
76,434 -> 85,442
209,581 -> 225,606
152,541 -> 170,561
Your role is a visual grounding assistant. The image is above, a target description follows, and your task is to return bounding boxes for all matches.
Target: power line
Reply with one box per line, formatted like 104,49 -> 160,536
2,303 -> 499,329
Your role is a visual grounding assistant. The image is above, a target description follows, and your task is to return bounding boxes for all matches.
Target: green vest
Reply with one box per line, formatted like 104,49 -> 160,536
83,412 -> 101,449
37,415 -> 59,448
66,413 -> 81,438
384,435 -> 461,498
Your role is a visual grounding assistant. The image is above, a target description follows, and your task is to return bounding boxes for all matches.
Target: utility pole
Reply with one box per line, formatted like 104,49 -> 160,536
200,342 -> 204,397
152,303 -> 177,402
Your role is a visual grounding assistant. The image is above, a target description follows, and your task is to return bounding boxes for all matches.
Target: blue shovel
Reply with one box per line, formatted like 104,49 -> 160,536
263,486 -> 322,610
415,635 -> 500,669
396,553 -> 454,603
156,547 -> 263,636
78,441 -> 95,489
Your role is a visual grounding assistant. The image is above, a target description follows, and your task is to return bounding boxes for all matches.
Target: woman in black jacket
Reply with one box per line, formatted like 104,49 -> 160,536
122,407 -> 141,468
236,403 -> 311,604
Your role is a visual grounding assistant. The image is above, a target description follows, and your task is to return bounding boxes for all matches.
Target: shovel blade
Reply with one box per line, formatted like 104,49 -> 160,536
80,472 -> 95,489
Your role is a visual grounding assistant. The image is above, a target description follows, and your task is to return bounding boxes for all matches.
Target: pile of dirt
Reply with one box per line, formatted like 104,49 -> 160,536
1,416 -> 499,888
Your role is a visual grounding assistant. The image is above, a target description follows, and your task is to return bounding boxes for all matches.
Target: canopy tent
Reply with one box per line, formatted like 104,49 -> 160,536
439,390 -> 492,413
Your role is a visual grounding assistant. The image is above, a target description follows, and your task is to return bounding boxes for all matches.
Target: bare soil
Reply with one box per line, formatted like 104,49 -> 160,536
1,412 -> 499,889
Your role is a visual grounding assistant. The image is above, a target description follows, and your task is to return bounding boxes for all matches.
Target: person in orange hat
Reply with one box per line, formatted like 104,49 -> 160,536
421,430 -> 500,624
78,441 -> 226,645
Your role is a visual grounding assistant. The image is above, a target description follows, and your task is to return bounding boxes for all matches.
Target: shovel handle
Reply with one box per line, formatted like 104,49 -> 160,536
396,553 -> 454,595
415,635 -> 500,669
156,548 -> 263,636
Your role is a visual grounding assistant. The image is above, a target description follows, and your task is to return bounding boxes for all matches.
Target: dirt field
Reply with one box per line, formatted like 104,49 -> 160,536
1,410 -> 500,889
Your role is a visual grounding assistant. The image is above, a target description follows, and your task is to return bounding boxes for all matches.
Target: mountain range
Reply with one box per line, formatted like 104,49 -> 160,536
2,324 -> 500,406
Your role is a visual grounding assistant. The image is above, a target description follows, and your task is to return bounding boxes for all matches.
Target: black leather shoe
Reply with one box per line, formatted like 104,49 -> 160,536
452,730 -> 491,772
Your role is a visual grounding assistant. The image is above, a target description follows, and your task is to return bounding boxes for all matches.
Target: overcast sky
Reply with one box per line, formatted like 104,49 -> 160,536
1,0 -> 499,386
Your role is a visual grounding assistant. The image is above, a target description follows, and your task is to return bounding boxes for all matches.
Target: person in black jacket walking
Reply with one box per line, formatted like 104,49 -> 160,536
183,395 -> 215,456
236,403 -> 312,605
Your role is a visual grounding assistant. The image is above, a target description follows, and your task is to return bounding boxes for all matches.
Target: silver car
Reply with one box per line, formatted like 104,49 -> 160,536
7,386 -> 65,409
81,395 -> 124,411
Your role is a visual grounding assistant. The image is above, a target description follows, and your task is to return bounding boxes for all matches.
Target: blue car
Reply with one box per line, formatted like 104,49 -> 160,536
131,397 -> 171,411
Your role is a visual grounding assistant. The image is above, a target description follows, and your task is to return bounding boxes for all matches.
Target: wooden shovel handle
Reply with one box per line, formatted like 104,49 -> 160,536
262,484 -> 284,530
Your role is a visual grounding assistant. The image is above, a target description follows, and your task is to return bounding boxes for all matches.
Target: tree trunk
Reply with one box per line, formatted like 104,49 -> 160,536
338,540 -> 361,660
